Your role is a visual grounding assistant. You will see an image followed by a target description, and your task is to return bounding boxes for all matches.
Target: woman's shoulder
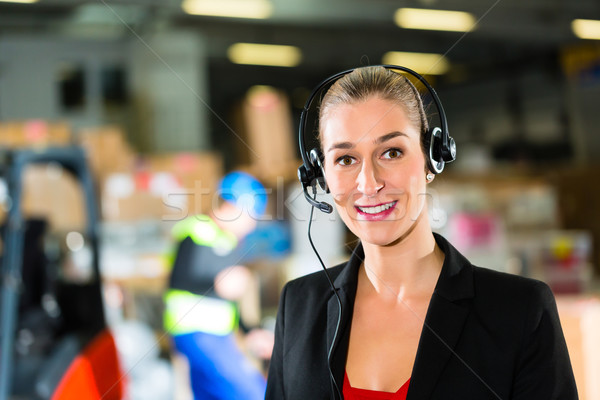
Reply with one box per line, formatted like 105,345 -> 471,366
472,265 -> 552,294
274,262 -> 349,323
470,265 -> 559,318
283,262 -> 347,294
437,233 -> 555,307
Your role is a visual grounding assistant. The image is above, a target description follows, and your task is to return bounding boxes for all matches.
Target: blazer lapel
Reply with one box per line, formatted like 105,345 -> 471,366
407,234 -> 475,399
407,294 -> 470,399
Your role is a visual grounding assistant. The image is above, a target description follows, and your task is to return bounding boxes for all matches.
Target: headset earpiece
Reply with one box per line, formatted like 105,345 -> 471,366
442,135 -> 457,164
309,148 -> 329,193
297,164 -> 310,188
426,127 -> 457,175
427,127 -> 445,174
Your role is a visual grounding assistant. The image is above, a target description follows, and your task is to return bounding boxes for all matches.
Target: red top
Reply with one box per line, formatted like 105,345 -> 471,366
343,372 -> 410,400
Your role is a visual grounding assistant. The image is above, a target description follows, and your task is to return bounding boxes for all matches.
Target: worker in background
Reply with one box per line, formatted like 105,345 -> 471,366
163,171 -> 273,400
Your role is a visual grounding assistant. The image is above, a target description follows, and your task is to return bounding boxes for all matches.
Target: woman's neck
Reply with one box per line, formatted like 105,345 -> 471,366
359,215 -> 444,302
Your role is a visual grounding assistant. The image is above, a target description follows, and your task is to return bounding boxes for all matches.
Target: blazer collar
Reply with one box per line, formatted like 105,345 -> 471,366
326,233 -> 475,399
430,232 -> 474,301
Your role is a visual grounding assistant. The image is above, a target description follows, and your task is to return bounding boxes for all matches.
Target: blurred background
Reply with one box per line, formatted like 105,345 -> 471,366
1,0 -> 600,399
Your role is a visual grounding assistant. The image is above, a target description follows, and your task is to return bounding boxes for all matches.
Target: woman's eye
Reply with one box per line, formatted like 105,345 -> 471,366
336,156 -> 355,166
382,148 -> 402,159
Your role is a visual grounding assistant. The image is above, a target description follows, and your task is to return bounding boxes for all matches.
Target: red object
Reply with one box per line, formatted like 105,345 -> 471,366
51,329 -> 126,400
343,372 -> 410,400
134,170 -> 152,191
24,120 -> 49,143
173,153 -> 200,173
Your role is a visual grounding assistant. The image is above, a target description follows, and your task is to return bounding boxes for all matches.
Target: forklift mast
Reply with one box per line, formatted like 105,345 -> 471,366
0,147 -> 121,400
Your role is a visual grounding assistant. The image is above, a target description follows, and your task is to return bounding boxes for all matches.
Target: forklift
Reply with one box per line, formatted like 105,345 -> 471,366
0,147 -> 126,400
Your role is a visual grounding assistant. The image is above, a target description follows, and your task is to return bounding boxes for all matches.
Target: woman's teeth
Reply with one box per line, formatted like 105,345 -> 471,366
357,202 -> 395,214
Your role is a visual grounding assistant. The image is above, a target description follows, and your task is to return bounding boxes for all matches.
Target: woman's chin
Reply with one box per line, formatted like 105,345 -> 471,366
351,218 -> 423,247
352,227 -> 402,247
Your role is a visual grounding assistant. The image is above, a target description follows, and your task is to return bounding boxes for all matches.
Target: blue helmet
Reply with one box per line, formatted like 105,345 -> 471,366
218,171 -> 268,217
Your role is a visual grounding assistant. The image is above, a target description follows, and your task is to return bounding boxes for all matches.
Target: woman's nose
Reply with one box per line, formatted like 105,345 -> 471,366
356,161 -> 384,197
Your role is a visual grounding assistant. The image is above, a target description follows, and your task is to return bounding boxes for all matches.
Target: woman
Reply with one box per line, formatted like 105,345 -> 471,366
265,66 -> 577,399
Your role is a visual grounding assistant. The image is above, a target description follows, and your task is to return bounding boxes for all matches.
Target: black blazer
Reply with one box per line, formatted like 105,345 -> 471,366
265,234 -> 578,399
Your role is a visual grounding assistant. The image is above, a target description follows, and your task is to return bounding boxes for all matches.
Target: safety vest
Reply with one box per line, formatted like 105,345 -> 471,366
164,216 -> 239,336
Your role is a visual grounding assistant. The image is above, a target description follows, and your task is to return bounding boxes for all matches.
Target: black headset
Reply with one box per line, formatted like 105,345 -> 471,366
297,64 -> 456,214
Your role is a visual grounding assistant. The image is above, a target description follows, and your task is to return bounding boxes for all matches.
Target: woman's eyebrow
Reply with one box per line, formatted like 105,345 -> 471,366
374,131 -> 408,144
327,131 -> 408,153
327,141 -> 353,152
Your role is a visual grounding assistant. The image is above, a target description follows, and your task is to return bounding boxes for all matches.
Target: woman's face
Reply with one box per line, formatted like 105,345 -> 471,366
321,96 -> 430,247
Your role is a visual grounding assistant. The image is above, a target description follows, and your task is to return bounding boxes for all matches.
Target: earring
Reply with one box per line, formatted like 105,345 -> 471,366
426,173 -> 434,182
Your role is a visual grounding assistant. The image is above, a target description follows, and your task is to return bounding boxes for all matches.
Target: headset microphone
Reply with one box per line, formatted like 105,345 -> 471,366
297,167 -> 333,213
302,186 -> 333,213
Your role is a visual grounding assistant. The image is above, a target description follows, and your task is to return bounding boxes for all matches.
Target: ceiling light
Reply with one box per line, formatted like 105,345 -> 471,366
228,43 -> 302,67
572,19 -> 600,40
0,0 -> 38,3
382,51 -> 450,75
182,0 -> 272,19
394,8 -> 476,32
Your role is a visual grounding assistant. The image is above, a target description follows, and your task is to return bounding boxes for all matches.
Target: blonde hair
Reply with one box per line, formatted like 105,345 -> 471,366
318,66 -> 429,154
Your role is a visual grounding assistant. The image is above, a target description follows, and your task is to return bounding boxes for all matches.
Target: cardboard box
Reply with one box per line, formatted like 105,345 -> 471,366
101,173 -> 165,222
0,120 -> 71,148
111,191 -> 165,222
239,87 -> 296,178
78,125 -> 136,181
144,152 -> 224,216
100,152 -> 224,222
21,164 -> 86,232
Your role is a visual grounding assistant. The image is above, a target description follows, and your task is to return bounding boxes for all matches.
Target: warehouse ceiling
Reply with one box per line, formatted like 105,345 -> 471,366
1,0 -> 599,60
2,0 -> 599,98
1,0 -> 599,81
1,0 -> 600,151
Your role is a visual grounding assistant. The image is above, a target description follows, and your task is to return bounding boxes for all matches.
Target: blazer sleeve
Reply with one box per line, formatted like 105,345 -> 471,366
265,283 -> 288,399
511,281 -> 578,399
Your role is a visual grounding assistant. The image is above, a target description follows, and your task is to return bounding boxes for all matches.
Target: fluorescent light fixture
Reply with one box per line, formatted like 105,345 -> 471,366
572,19 -> 600,40
382,51 -> 450,75
394,8 -> 476,32
0,0 -> 38,3
182,0 -> 272,19
228,43 -> 302,67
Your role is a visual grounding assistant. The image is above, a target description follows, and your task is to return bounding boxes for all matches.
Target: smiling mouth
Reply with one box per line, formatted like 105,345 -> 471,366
355,201 -> 397,215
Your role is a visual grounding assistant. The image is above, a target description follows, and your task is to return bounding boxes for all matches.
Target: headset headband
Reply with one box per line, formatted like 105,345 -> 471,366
298,64 -> 452,170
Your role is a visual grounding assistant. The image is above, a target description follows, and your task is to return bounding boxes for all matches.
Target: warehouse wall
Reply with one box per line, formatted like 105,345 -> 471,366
0,30 -> 211,152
